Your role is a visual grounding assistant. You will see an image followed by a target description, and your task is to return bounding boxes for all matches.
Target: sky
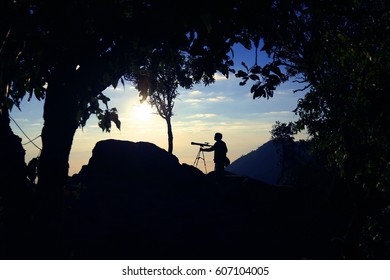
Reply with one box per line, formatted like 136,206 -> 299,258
9,44 -> 308,175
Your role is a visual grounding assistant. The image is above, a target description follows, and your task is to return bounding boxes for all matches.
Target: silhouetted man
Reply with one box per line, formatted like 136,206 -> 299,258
201,132 -> 228,177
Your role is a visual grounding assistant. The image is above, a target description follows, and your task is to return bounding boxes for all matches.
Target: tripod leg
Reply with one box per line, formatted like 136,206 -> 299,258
202,151 -> 208,174
193,149 -> 201,167
193,149 -> 208,174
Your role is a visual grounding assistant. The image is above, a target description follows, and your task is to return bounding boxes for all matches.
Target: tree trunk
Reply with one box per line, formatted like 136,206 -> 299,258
33,53 -> 123,257
35,72 -> 79,257
34,62 -> 114,257
166,117 -> 173,154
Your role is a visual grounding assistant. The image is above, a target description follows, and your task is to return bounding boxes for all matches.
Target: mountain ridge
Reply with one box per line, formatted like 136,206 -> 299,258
226,140 -> 282,184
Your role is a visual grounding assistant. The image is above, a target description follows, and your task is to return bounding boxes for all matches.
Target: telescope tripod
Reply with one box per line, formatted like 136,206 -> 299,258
193,148 -> 208,174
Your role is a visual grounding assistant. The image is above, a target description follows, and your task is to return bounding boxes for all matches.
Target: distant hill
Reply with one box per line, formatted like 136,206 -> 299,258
226,140 -> 282,184
227,139 -> 336,189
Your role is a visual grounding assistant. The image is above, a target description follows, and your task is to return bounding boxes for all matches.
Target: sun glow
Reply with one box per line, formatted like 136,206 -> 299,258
132,102 -> 154,121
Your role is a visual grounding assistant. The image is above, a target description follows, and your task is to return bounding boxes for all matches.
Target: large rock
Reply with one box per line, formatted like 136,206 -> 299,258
78,139 -> 202,184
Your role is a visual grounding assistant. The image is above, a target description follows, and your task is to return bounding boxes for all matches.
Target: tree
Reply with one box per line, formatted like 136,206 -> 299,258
293,2 -> 390,258
270,121 -> 296,184
126,51 -> 194,154
264,0 -> 389,193
238,0 -> 390,258
147,69 -> 180,155
270,121 -> 296,143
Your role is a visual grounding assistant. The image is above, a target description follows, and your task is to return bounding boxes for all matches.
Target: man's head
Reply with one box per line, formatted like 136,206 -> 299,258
214,132 -> 223,141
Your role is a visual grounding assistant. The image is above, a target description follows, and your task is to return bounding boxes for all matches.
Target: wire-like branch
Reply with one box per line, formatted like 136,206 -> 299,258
9,115 -> 42,151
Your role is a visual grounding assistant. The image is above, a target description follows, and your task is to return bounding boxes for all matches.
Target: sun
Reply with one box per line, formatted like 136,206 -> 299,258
132,103 -> 153,121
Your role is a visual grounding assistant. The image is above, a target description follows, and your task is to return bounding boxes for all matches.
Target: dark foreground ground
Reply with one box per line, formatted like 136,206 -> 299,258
60,140 -> 351,259
1,140 -> 354,259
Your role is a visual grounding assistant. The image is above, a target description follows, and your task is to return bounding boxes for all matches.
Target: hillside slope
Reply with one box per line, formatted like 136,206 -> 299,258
226,140 -> 281,184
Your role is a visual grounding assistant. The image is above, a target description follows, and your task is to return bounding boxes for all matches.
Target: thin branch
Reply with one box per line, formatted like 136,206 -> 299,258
9,115 -> 42,151
293,83 -> 311,93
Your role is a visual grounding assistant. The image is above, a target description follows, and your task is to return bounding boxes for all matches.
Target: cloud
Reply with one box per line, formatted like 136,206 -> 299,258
88,124 -> 100,128
183,98 -> 204,103
262,111 -> 293,116
275,89 -> 292,96
188,90 -> 202,96
183,95 -> 230,103
187,113 -> 217,119
206,96 -> 229,102
12,118 -> 30,123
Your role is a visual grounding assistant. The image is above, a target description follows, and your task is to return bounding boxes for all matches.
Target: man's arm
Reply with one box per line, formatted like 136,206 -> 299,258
201,145 -> 214,152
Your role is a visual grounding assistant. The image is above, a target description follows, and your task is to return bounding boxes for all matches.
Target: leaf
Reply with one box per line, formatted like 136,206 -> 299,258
269,65 -> 286,80
249,74 -> 260,81
251,84 -> 265,99
111,111 -> 121,130
261,65 -> 270,76
267,74 -> 281,86
238,77 -> 249,86
96,110 -> 112,132
112,77 -> 119,89
250,65 -> 261,74
114,119 -> 121,130
98,93 -> 110,108
235,70 -> 248,78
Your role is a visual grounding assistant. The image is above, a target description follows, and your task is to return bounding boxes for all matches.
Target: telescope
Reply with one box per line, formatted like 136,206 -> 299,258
191,142 -> 211,147
191,142 -> 210,173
